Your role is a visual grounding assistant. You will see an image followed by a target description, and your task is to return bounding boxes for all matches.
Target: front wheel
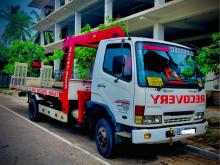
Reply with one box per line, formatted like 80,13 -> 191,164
28,98 -> 41,122
95,118 -> 115,158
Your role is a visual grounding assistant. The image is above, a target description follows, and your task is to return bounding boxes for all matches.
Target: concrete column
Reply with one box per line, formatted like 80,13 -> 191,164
153,23 -> 164,40
54,23 -> 61,78
55,0 -> 61,10
54,23 -> 61,41
154,0 -> 165,6
73,12 -> 81,78
205,72 -> 215,90
65,0 -> 70,4
54,59 -> 61,79
40,32 -> 44,46
41,8 -> 45,18
75,12 -> 81,34
73,59 -> 80,79
104,0 -> 113,24
153,1 -> 165,40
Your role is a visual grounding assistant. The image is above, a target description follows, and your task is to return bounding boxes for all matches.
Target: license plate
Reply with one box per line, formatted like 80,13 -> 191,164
174,128 -> 196,135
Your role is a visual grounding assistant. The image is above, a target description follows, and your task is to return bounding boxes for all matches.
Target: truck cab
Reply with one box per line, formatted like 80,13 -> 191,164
89,37 -> 207,156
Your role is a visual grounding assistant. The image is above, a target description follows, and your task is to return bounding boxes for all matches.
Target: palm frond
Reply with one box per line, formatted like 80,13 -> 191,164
0,10 -> 10,19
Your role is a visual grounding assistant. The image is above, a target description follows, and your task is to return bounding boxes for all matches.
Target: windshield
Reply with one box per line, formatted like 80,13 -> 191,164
136,42 -> 203,88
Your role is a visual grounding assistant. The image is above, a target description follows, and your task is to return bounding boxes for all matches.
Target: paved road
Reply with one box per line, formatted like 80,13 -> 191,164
0,94 -> 219,165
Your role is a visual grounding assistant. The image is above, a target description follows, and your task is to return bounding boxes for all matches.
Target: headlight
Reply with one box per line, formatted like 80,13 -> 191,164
143,115 -> 162,124
194,112 -> 204,120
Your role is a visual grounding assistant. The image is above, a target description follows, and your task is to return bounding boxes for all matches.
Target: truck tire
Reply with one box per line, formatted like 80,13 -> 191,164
95,118 -> 115,158
28,98 -> 40,122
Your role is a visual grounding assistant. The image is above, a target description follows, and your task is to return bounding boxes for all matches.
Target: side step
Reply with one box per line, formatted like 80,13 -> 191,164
115,132 -> 131,138
39,104 -> 68,123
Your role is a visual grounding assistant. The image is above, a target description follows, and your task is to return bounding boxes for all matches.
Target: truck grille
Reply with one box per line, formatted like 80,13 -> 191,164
164,117 -> 191,123
164,111 -> 194,116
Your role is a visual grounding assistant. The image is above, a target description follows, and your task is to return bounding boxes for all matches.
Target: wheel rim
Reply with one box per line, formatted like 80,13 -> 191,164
97,126 -> 107,149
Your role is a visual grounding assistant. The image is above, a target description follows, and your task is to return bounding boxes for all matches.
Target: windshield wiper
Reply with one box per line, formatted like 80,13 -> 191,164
157,79 -> 202,91
157,80 -> 184,91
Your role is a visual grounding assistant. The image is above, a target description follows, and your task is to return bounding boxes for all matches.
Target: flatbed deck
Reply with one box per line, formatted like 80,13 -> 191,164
11,84 -> 61,97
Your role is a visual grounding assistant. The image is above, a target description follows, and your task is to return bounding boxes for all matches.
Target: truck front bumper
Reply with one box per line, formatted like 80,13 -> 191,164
132,121 -> 208,144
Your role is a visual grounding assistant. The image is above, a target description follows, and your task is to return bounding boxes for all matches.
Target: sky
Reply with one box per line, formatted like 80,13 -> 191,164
0,0 -> 40,38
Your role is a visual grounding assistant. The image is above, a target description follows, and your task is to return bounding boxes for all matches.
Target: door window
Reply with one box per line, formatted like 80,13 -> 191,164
103,43 -> 132,82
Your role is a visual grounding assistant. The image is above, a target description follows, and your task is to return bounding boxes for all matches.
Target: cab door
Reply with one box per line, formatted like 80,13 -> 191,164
97,41 -> 134,125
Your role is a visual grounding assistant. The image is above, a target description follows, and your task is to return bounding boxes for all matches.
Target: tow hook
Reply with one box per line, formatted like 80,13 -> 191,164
169,127 -> 174,145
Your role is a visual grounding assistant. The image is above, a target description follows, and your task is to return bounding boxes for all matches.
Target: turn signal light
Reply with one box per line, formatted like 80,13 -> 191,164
144,133 -> 151,139
135,116 -> 143,124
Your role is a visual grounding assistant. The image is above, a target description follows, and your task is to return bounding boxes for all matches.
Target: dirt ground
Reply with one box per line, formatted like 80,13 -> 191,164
184,105 -> 220,153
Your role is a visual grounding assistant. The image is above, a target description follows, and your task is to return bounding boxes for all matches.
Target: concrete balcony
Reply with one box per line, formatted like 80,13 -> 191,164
123,0 -> 219,34
42,0 -> 219,53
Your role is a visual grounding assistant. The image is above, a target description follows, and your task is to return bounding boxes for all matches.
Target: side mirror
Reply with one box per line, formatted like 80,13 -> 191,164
112,55 -> 125,75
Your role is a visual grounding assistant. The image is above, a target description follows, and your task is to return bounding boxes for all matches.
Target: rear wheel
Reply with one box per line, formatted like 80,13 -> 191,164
95,118 -> 115,158
28,98 -> 40,122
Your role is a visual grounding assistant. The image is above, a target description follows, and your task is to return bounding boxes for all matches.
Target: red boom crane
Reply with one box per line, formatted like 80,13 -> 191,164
60,27 -> 126,115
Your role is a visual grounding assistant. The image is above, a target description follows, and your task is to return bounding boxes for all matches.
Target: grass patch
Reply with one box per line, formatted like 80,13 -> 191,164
207,117 -> 220,128
204,129 -> 219,142
0,88 -> 14,96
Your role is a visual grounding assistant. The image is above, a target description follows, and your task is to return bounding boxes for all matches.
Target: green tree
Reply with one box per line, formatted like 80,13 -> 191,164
0,5 -> 32,44
0,44 -> 9,72
98,16 -> 128,35
75,47 -> 97,80
43,49 -> 64,64
74,19 -> 128,79
196,32 -> 220,77
3,40 -> 45,75
181,32 -> 220,82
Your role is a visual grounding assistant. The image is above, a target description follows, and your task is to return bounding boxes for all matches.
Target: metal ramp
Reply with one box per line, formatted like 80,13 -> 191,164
40,65 -> 53,87
10,62 -> 28,88
10,63 -> 54,88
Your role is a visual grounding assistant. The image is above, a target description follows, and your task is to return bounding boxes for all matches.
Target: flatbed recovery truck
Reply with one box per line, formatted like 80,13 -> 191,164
10,26 -> 208,158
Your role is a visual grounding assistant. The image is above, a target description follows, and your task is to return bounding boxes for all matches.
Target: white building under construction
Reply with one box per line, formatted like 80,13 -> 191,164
28,0 -> 219,102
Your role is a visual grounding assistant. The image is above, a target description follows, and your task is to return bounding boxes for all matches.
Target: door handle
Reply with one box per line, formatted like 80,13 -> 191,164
97,84 -> 106,88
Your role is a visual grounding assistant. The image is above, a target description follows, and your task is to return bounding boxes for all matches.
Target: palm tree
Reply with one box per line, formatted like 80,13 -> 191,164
30,10 -> 54,45
0,5 -> 32,44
